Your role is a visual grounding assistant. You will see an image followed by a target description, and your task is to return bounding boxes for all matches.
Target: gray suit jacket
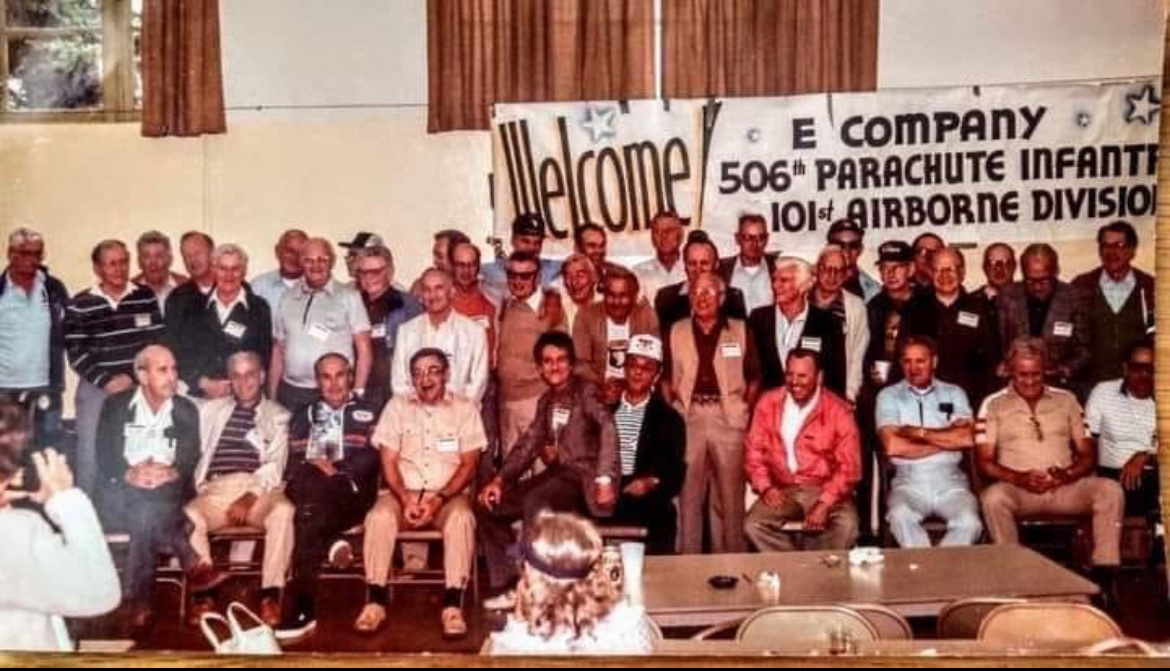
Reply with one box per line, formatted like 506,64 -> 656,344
996,281 -> 1091,386
193,397 -> 291,493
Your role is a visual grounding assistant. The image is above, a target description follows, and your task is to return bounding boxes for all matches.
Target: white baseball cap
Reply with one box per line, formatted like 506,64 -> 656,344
627,334 -> 663,363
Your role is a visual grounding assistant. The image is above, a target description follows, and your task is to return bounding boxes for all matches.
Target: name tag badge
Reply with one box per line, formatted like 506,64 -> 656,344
1053,321 -> 1074,338
123,424 -> 145,439
223,321 -> 246,339
437,437 -> 460,454
552,407 -> 571,429
800,336 -> 823,352
245,428 -> 263,449
957,311 -> 980,328
720,342 -> 743,359
371,323 -> 387,340
308,322 -> 332,342
134,313 -> 152,329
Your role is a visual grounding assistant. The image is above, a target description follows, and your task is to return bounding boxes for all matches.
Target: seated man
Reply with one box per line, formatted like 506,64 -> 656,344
185,351 -> 294,627
477,331 -> 620,609
876,336 -> 982,548
977,337 -> 1124,606
609,335 -> 685,556
356,348 -> 483,638
276,354 -> 381,642
744,349 -> 860,552
95,345 -> 226,631
1086,338 -> 1160,526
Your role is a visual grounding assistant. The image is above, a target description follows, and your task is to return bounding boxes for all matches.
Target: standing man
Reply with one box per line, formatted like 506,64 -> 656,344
656,232 -> 748,333
163,232 -> 217,334
826,219 -> 880,303
555,253 -> 600,332
1072,221 -> 1154,385
911,233 -> 945,288
0,228 -> 69,449
749,257 -> 843,396
664,272 -> 760,554
358,348 -> 482,637
269,238 -> 373,412
876,336 -> 982,548
65,240 -> 164,501
720,213 -> 777,314
572,268 -> 659,394
250,229 -> 309,317
810,245 -> 869,403
391,269 -> 489,405
973,242 -> 1017,309
744,349 -> 860,552
354,245 -> 422,410
132,231 -> 186,312
632,210 -> 687,307
481,214 -> 563,305
174,244 -> 273,400
996,243 -> 1091,395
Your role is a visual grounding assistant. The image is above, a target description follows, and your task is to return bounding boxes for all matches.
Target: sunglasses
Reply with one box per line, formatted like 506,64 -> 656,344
1127,362 -> 1154,373
507,270 -> 538,281
1029,414 -> 1044,442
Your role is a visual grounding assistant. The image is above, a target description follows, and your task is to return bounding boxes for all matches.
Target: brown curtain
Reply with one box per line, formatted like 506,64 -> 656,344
141,0 -> 226,137
664,0 -> 878,98
428,0 -> 654,132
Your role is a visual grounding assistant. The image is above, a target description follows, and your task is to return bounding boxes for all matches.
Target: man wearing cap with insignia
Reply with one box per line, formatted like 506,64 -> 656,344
608,334 -> 685,555
338,232 -> 384,285
826,218 -> 881,303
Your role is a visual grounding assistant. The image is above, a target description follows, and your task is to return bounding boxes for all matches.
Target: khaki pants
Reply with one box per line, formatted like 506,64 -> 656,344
678,402 -> 746,554
499,395 -> 542,458
363,491 -> 475,589
980,477 -> 1124,566
744,485 -> 859,552
185,473 -> 295,589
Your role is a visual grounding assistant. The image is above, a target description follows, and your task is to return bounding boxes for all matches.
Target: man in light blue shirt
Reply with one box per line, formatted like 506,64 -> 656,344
875,335 -> 982,547
250,229 -> 308,322
481,214 -> 562,305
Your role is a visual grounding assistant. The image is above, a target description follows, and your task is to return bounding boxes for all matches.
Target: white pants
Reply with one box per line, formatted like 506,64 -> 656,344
886,466 -> 982,548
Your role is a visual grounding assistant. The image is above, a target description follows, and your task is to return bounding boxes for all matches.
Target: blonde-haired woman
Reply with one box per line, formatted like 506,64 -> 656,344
488,511 -> 655,655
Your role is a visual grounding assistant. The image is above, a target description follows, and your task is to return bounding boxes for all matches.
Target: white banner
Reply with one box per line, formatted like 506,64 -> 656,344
492,80 -> 1160,260
491,99 -> 704,258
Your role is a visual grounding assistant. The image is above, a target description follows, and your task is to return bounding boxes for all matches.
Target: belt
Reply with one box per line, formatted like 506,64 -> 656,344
692,394 -> 722,405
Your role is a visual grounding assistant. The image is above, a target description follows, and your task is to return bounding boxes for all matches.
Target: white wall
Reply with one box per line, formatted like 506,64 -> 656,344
879,0 -> 1165,88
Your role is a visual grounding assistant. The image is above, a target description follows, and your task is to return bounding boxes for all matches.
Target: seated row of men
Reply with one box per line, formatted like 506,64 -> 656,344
101,321 -> 1146,642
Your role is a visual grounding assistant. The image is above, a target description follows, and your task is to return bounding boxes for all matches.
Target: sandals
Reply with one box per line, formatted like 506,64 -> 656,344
353,602 -> 387,634
441,606 -> 468,639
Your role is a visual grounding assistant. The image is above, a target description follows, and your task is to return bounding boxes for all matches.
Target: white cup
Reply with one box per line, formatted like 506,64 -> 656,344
619,542 -> 646,604
873,361 -> 891,384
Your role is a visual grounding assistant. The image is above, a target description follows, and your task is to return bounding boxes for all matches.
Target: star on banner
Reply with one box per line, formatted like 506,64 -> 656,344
581,106 -> 618,144
1125,85 -> 1160,125
1075,112 -> 1092,129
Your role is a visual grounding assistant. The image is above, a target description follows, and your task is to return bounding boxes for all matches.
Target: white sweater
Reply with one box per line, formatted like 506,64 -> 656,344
0,489 -> 121,651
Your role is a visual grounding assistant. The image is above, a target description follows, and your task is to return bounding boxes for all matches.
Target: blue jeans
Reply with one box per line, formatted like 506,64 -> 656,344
122,481 -> 200,605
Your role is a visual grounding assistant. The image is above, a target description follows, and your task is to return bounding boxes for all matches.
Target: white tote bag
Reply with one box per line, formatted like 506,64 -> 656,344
201,602 -> 282,655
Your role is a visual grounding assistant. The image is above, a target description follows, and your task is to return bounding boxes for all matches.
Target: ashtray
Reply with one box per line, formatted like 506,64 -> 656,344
707,575 -> 739,589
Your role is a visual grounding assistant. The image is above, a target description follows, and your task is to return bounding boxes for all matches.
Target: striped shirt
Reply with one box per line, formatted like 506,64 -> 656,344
1085,378 -> 1156,469
63,284 -> 164,387
615,394 -> 649,477
206,405 -> 261,478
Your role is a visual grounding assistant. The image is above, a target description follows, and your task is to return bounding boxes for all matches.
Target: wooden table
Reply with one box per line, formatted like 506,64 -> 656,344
642,545 -> 1099,627
654,638 -> 1086,656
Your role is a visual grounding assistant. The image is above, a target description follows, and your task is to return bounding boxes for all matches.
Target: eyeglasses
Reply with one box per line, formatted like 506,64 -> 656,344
356,266 -> 388,276
817,265 -> 847,276
986,260 -> 1014,270
1127,361 -> 1154,373
507,270 -> 538,281
830,239 -> 863,251
739,234 -> 768,244
1024,276 -> 1054,286
1029,414 -> 1044,442
1099,241 -> 1132,251
694,288 -> 724,299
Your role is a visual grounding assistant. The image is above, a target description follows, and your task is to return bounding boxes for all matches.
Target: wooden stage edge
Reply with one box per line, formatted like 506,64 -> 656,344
0,652 -> 1159,668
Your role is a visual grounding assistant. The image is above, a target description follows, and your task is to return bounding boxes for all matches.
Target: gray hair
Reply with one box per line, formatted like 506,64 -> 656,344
136,230 -> 172,252
817,244 -> 846,265
212,243 -> 250,268
772,255 -> 813,289
1006,337 -> 1047,369
8,227 -> 44,248
1020,243 -> 1060,274
560,252 -> 597,279
133,344 -> 173,372
355,244 -> 394,270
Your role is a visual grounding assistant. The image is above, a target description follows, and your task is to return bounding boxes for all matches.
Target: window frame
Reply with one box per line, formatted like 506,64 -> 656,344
0,0 -> 138,122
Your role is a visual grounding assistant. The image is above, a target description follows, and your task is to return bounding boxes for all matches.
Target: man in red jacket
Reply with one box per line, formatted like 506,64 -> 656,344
744,348 -> 861,551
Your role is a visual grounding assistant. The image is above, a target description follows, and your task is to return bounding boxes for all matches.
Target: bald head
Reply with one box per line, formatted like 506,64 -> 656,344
301,237 -> 336,289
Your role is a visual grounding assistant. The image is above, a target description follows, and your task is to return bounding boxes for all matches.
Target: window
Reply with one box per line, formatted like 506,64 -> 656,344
1,0 -> 141,120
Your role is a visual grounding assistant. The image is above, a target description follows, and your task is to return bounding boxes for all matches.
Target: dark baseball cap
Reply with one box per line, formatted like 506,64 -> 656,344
339,232 -> 383,249
511,213 -> 546,238
875,240 -> 914,265
827,218 -> 864,241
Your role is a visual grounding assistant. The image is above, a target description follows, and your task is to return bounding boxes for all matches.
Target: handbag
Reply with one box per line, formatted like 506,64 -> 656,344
200,602 -> 282,655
